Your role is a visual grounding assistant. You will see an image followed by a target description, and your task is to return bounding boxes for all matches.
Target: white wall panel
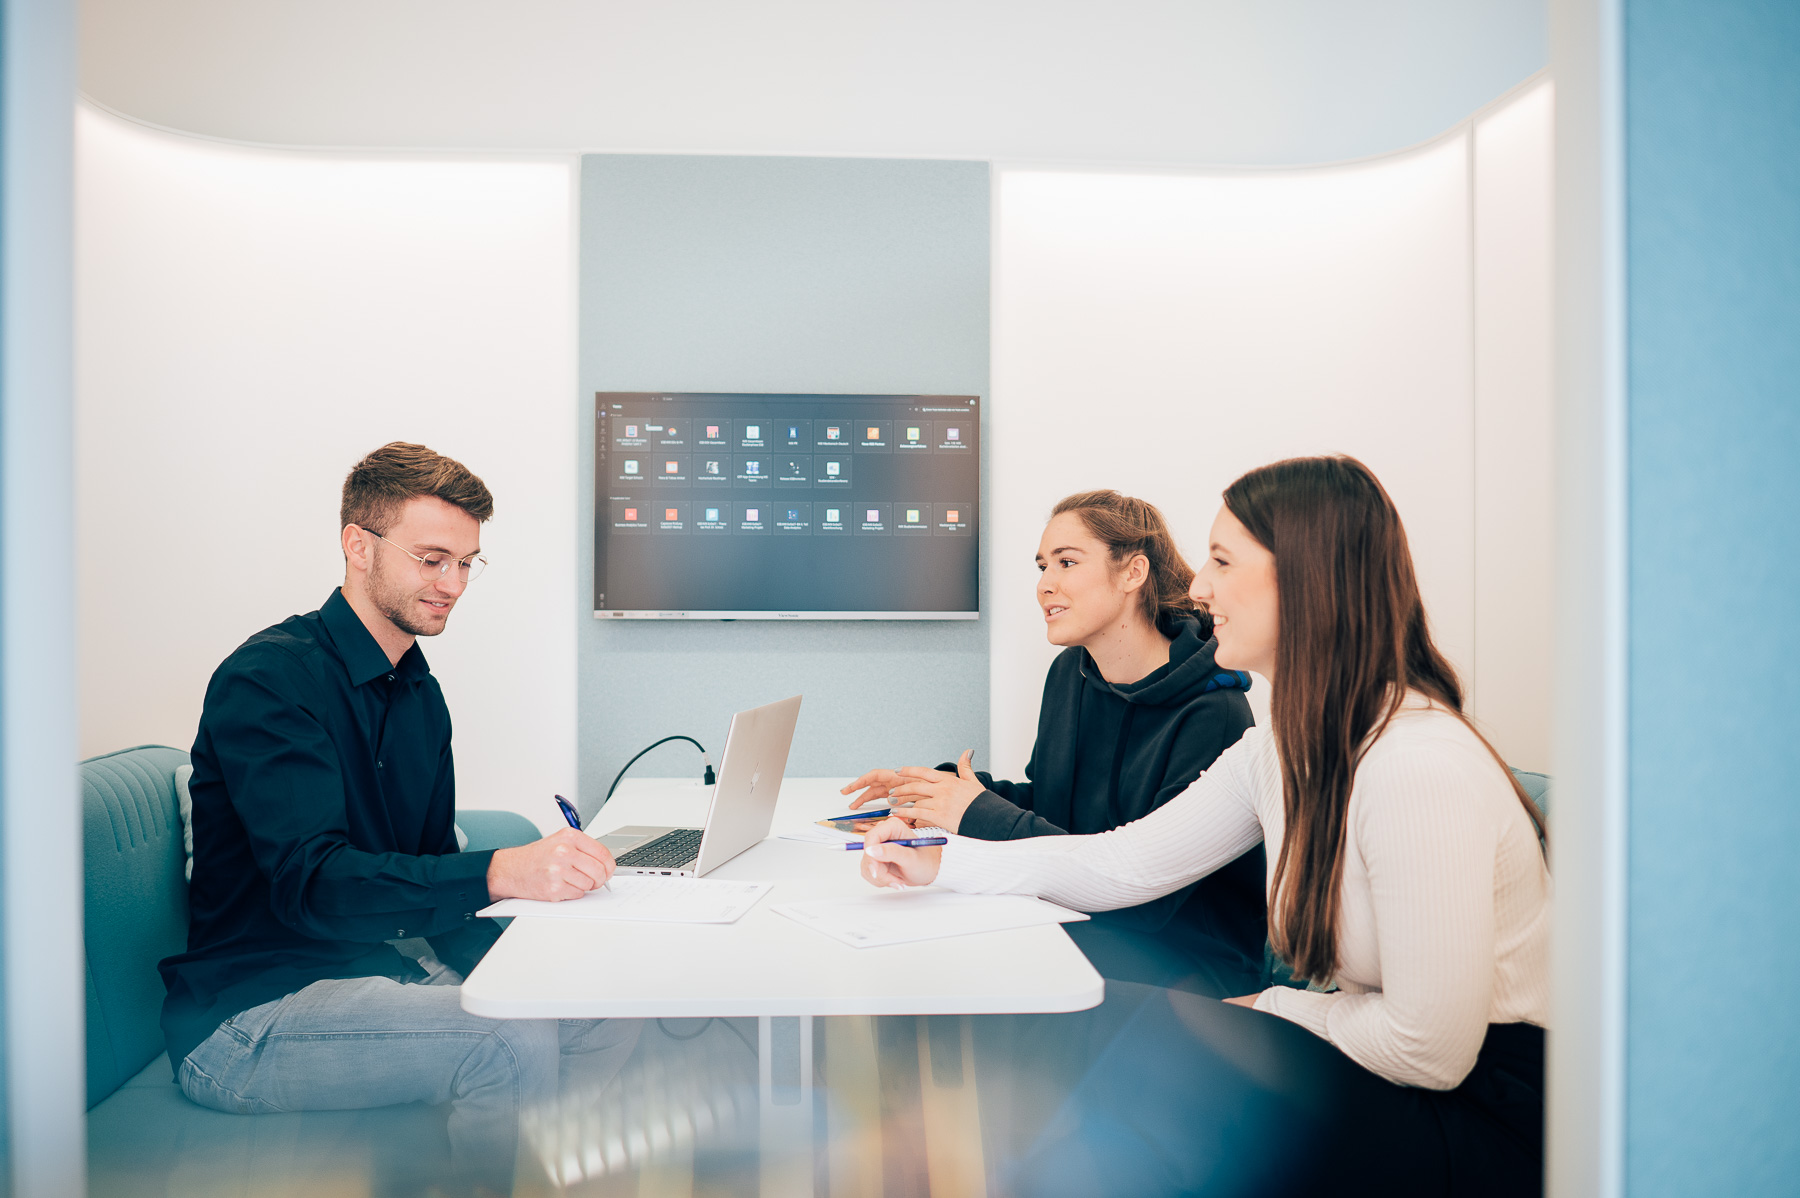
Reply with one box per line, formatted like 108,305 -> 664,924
1473,79 -> 1556,771
75,105 -> 577,827
990,82 -> 1556,781
990,138 -> 1480,778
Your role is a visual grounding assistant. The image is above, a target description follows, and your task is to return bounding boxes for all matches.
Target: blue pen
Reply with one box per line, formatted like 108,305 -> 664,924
554,794 -> 611,891
554,794 -> 582,829
843,837 -> 948,850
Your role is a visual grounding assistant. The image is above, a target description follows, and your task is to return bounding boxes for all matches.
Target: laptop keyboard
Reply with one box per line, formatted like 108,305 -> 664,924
615,827 -> 704,869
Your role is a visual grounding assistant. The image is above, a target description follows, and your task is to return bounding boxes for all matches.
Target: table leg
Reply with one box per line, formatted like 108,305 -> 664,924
918,1015 -> 988,1197
759,1014 -> 815,1197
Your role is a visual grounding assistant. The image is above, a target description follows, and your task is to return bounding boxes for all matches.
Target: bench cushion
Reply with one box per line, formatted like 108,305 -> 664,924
83,746 -> 192,1109
84,743 -> 542,1109
1512,768 -> 1551,817
454,807 -> 541,852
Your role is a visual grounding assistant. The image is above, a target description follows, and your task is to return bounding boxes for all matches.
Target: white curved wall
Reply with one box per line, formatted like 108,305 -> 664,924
1472,79 -> 1556,773
989,78 -> 1554,776
75,106 -> 580,823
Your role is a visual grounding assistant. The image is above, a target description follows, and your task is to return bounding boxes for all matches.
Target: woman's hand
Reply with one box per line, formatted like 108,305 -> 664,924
884,751 -> 986,834
860,816 -> 944,888
1223,994 -> 1260,1008
840,767 -> 902,809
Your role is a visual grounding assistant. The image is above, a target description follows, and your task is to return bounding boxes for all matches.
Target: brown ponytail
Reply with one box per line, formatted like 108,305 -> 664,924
1051,490 -> 1204,637
1224,456 -> 1545,984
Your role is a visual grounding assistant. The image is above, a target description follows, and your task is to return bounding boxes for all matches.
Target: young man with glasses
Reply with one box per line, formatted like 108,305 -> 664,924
159,442 -> 633,1189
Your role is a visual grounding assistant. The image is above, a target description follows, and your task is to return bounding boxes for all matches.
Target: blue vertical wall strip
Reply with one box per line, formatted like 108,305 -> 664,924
1624,1 -> 1800,1192
577,156 -> 990,797
1,0 -> 81,1192
1,2 -> 9,1177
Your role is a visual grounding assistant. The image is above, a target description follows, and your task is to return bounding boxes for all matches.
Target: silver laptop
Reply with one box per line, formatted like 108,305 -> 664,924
597,694 -> 802,877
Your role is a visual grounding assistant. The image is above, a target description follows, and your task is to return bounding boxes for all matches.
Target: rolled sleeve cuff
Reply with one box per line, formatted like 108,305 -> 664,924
1254,985 -> 1339,1042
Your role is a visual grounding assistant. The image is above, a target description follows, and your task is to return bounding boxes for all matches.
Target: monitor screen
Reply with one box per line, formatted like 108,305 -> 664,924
594,392 -> 980,619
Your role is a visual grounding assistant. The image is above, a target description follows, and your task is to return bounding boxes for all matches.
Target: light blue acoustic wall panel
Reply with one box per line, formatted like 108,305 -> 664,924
1623,1 -> 1800,1192
578,156 -> 989,803
2,0 -> 83,1187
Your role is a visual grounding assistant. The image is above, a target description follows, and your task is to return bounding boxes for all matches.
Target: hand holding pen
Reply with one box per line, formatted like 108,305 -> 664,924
554,794 -> 612,891
858,817 -> 945,889
483,800 -> 615,902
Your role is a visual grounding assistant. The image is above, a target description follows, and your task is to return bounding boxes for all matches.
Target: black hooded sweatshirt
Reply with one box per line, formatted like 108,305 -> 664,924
954,615 -> 1265,970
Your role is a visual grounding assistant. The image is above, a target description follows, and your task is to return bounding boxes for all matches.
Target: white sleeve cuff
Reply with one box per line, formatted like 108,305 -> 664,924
931,836 -> 998,893
1254,985 -> 1339,1042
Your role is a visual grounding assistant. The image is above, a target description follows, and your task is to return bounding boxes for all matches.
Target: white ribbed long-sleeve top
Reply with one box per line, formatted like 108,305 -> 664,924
934,693 -> 1551,1091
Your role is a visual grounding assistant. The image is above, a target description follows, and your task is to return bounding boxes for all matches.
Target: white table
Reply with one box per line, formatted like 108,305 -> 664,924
461,777 -> 1105,1193
462,777 -> 1103,1019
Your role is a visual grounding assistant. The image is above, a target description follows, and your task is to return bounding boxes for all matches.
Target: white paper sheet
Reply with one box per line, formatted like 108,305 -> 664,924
479,876 -> 770,924
772,888 -> 1089,948
777,825 -> 860,845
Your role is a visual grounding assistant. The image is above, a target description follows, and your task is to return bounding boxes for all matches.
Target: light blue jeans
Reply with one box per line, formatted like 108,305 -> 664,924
177,967 -> 639,1191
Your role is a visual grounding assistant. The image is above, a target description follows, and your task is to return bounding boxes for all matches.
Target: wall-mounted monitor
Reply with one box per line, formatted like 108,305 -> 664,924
594,392 -> 980,619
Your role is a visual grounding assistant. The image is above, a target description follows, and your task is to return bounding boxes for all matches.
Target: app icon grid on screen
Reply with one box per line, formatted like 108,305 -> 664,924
597,393 -> 978,613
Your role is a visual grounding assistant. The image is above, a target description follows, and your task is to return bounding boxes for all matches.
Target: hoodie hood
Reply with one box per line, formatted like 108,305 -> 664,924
1078,614 -> 1250,707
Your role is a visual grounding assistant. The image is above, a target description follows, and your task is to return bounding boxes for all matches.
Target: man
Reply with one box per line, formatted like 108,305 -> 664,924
160,442 -> 631,1187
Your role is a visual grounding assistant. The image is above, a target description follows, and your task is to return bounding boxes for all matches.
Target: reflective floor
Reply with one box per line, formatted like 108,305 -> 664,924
88,1014 -> 1011,1198
87,977 -> 1542,1196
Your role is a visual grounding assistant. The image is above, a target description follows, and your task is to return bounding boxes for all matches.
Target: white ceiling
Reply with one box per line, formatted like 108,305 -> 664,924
81,0 -> 1547,164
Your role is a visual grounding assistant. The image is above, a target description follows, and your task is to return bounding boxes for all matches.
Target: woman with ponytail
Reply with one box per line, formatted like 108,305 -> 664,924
857,457 -> 1550,1196
842,489 -> 1264,995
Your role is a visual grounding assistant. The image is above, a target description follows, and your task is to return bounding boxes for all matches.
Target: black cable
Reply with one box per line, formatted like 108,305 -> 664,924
657,1017 -> 713,1041
721,1017 -> 759,1058
603,734 -> 715,805
655,1016 -> 759,1059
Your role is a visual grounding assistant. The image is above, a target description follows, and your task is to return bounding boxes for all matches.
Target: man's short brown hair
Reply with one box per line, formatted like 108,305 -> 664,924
340,442 -> 495,534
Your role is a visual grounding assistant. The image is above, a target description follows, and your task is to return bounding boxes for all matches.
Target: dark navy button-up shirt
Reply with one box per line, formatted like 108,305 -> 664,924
159,588 -> 500,1067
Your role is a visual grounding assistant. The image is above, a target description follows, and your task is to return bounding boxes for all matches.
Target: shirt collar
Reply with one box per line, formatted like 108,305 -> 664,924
319,588 -> 431,687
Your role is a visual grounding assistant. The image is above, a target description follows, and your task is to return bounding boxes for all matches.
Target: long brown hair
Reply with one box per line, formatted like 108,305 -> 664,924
1052,490 -> 1205,637
1224,456 -> 1544,984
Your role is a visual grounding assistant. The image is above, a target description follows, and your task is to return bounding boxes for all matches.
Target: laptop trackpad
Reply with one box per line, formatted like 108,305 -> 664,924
597,826 -> 661,853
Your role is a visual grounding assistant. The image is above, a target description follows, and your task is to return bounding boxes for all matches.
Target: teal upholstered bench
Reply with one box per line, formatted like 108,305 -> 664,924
1512,769 -> 1551,820
82,744 -> 540,1196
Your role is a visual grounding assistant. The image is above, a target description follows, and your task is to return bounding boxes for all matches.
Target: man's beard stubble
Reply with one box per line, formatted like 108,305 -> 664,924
370,553 -> 446,639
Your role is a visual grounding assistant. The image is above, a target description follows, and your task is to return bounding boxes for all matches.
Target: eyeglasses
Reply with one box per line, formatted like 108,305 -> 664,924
360,527 -> 488,584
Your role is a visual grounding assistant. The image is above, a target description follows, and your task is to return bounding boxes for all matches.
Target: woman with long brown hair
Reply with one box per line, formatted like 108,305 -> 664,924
858,456 -> 1550,1196
841,489 -> 1263,995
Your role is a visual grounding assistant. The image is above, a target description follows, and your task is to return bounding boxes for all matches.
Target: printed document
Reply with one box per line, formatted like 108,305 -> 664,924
478,875 -> 770,924
773,887 -> 1089,948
